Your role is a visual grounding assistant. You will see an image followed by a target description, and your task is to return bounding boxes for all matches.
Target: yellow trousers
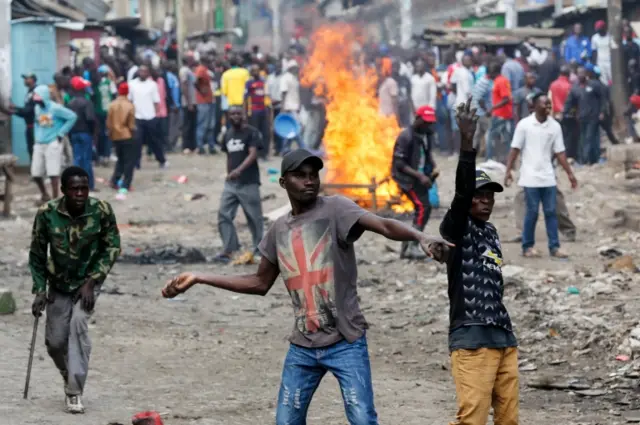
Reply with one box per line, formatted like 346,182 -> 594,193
449,347 -> 519,425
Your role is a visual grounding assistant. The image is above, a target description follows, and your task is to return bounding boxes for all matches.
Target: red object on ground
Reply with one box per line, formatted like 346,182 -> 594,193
132,411 -> 164,425
616,354 -> 631,362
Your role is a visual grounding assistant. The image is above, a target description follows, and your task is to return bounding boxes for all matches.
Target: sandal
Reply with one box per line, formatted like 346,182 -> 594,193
523,248 -> 542,258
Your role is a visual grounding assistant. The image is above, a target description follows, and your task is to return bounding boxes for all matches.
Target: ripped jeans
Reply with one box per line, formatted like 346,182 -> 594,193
276,336 -> 378,425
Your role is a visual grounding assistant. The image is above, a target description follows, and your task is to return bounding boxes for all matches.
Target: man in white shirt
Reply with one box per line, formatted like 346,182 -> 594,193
279,60 -> 302,153
591,20 -> 612,84
379,72 -> 398,118
128,65 -> 167,168
410,59 -> 437,110
504,92 -> 577,259
266,63 -> 283,154
280,60 -> 300,114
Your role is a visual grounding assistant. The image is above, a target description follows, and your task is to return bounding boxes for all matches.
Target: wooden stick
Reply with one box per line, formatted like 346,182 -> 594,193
23,316 -> 39,399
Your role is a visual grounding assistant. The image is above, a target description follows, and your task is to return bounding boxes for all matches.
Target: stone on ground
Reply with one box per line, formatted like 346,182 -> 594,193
0,289 -> 16,314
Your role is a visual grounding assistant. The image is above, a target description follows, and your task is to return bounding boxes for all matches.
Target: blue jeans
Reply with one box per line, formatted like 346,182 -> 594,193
282,136 -> 306,154
435,98 -> 449,153
96,114 -> 111,159
136,118 -> 166,168
196,103 -> 216,151
276,336 -> 378,425
486,117 -> 512,162
522,186 -> 560,254
70,132 -> 95,190
579,120 -> 600,165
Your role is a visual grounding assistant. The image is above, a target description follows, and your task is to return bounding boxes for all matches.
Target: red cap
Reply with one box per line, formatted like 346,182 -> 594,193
70,76 -> 91,91
630,94 -> 640,110
416,105 -> 437,123
595,20 -> 606,31
224,43 -> 232,51
118,82 -> 129,96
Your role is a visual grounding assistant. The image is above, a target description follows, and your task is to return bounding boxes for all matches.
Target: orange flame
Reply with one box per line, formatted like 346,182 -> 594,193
301,24 -> 413,212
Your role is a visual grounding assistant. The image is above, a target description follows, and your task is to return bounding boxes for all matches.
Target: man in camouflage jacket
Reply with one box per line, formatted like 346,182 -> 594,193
29,166 -> 121,414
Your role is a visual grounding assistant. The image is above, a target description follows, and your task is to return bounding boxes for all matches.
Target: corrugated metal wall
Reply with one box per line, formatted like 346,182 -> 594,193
10,21 -> 57,166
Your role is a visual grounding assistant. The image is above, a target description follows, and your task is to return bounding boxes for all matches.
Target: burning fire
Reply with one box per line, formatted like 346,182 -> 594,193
300,24 -> 413,212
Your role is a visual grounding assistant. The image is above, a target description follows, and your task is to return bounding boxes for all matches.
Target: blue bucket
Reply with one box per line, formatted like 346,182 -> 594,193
274,113 -> 301,140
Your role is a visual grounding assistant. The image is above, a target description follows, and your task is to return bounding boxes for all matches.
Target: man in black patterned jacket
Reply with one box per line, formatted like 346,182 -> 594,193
431,98 -> 518,425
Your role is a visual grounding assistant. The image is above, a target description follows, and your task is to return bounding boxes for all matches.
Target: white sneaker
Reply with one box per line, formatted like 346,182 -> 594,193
65,395 -> 85,414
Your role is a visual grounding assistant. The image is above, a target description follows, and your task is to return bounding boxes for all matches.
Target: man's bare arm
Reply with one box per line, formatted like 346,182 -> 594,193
194,257 -> 280,296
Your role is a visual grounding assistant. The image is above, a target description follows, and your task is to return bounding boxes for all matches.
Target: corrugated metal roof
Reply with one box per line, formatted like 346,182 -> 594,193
64,0 -> 109,20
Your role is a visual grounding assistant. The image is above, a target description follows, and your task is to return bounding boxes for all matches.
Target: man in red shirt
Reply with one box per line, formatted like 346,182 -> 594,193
549,65 -> 572,119
487,71 -> 513,162
195,57 -> 216,155
244,64 -> 269,159
549,65 -> 577,159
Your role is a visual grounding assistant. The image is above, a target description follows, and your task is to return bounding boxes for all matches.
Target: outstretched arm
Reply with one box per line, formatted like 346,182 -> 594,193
163,257 -> 280,298
356,214 -> 431,243
355,213 -> 453,258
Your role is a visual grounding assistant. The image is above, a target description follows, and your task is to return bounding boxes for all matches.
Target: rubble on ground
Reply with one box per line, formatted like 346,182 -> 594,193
118,244 -> 208,265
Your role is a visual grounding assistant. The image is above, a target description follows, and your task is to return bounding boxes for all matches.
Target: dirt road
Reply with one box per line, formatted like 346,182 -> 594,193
0,152 -> 637,425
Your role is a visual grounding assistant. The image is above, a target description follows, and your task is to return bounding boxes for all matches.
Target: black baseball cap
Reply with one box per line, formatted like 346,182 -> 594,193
476,169 -> 503,192
281,149 -> 324,176
21,72 -> 37,81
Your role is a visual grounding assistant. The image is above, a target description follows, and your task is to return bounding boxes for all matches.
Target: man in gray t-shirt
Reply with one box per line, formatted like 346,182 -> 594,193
162,148 -> 450,424
179,56 -> 197,152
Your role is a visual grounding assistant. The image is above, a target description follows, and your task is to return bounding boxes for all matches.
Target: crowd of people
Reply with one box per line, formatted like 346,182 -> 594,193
2,43 -> 310,205
384,19 -> 640,261
381,20 -> 640,165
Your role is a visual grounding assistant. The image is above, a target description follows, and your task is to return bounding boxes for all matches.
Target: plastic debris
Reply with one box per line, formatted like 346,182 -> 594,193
231,251 -> 256,266
172,175 -> 188,184
132,411 -> 164,425
567,286 -> 580,294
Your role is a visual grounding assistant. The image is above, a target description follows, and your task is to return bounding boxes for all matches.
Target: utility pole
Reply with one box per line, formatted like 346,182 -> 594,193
504,0 -> 517,29
399,0 -> 412,49
554,0 -> 562,16
175,0 -> 186,60
608,0 -> 626,126
271,0 -> 281,53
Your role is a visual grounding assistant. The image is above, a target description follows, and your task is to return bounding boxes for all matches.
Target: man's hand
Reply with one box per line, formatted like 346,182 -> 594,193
428,243 -> 450,263
431,168 -> 440,180
569,173 -> 578,189
162,272 -> 198,298
31,293 -> 47,317
418,174 -> 432,189
78,278 -> 97,312
456,98 -> 478,149
188,104 -> 195,112
504,170 -> 514,187
227,169 -> 241,180
418,235 -> 455,259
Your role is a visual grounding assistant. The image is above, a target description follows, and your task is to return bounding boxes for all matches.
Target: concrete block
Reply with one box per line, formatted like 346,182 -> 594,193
0,289 -> 16,314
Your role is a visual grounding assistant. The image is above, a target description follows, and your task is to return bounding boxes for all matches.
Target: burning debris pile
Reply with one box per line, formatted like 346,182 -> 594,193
301,24 -> 412,212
